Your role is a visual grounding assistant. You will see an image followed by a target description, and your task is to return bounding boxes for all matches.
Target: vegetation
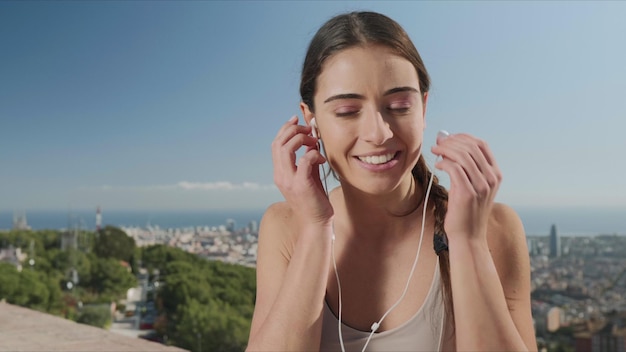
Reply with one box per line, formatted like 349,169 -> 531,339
141,244 -> 256,351
0,229 -> 256,351
0,228 -> 136,318
76,304 -> 113,329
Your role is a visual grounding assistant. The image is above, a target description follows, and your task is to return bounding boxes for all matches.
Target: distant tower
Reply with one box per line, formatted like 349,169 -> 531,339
248,220 -> 258,234
226,219 -> 236,233
62,213 -> 79,251
61,228 -> 78,251
12,211 -> 31,230
549,224 -> 560,258
96,206 -> 102,232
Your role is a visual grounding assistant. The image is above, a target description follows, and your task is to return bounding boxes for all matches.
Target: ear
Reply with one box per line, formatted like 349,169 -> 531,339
300,102 -> 314,126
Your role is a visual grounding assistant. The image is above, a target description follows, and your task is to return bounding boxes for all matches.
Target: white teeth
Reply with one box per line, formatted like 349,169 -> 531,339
358,153 -> 395,165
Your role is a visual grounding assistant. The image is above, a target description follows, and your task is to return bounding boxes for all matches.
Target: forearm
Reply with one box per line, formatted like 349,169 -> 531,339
448,237 -> 528,351
247,227 -> 332,351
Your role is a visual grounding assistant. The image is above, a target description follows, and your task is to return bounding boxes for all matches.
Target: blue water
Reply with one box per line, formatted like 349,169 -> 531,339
514,206 -> 626,236
1,206 -> 625,236
1,209 -> 265,231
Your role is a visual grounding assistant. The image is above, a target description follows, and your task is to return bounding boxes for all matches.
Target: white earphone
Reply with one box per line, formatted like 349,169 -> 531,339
330,130 -> 450,352
310,117 -> 320,139
310,117 -> 329,198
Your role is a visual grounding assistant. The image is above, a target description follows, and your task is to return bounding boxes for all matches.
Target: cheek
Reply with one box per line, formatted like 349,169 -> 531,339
318,131 -> 351,174
394,119 -> 424,140
320,134 -> 343,162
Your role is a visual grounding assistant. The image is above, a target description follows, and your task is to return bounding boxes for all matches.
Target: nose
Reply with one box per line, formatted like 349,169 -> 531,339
361,109 -> 393,145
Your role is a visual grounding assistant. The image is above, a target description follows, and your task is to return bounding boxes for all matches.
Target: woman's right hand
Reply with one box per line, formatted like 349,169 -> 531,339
271,115 -> 334,228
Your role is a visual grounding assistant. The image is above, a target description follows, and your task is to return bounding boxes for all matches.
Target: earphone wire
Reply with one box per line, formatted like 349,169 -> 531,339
317,135 -> 346,352
332,165 -> 436,352
314,128 -> 347,352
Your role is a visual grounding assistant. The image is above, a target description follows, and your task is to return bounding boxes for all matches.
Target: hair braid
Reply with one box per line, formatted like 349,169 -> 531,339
412,156 -> 455,337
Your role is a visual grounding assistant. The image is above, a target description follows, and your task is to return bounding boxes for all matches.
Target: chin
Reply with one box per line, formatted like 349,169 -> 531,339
346,179 -> 405,197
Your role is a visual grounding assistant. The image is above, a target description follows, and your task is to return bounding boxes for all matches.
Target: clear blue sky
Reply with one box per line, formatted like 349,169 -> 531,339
1,1 -> 625,211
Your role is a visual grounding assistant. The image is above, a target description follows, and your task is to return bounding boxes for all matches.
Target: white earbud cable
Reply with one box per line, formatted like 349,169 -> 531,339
317,122 -> 442,351
332,168 -> 436,352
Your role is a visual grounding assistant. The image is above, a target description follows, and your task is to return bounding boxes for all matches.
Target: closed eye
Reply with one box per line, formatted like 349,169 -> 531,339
388,106 -> 411,114
335,109 -> 360,117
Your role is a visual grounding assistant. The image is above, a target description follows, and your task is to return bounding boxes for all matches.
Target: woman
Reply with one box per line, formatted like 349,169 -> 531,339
247,11 -> 536,352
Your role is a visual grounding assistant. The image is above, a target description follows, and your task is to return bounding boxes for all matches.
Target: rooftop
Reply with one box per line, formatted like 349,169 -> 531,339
0,301 -> 187,351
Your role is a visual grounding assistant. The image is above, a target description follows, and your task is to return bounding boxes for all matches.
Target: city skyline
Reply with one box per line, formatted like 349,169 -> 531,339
2,2 -> 626,211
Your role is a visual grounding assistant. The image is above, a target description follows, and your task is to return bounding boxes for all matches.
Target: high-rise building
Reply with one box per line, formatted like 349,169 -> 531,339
549,224 -> 560,258
527,238 -> 538,256
226,219 -> 236,233
249,220 -> 258,234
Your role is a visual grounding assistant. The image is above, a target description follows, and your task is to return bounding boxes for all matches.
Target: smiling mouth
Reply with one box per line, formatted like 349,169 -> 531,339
357,152 -> 398,165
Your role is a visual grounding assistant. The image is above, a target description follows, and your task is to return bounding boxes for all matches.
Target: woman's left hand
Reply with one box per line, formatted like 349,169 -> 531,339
430,133 -> 502,243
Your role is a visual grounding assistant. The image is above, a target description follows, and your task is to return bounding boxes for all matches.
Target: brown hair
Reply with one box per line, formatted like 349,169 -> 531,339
300,11 -> 454,332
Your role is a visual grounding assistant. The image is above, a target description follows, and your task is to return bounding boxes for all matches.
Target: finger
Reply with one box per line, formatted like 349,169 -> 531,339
272,128 -> 318,179
283,133 -> 319,154
296,149 -> 326,190
460,134 -> 498,168
309,151 -> 327,194
434,157 -> 475,198
433,135 -> 500,198
274,115 -> 298,138
274,124 -> 313,147
435,140 -> 485,189
447,134 -> 502,191
450,134 -> 491,167
278,134 -> 319,176
433,134 -> 491,179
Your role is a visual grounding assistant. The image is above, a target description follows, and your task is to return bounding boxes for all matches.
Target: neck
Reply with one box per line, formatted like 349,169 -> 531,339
335,174 -> 426,241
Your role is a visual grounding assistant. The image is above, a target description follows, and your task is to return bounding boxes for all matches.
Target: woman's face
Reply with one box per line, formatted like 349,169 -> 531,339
305,44 -> 427,196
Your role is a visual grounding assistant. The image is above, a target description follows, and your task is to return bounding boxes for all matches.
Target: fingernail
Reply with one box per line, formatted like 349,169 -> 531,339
437,130 -> 450,140
289,115 -> 298,122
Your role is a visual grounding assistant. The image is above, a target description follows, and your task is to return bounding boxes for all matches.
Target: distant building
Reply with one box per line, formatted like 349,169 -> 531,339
547,307 -> 562,332
575,320 -> 626,352
550,224 -> 560,258
248,220 -> 258,234
12,211 -> 31,231
0,245 -> 27,271
528,238 -> 540,256
226,219 -> 236,233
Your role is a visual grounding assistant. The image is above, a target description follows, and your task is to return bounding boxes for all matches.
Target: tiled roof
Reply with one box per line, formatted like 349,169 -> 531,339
0,301 -> 187,351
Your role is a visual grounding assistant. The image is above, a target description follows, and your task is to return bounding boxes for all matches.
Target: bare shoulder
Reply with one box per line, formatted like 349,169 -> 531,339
249,202 -> 298,341
486,202 -> 531,296
486,202 -> 526,254
486,205 -> 537,350
258,201 -> 298,261
486,203 -> 530,291
261,201 -> 294,229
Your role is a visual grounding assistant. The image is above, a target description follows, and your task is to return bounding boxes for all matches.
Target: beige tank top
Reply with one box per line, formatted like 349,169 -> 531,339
319,261 -> 445,351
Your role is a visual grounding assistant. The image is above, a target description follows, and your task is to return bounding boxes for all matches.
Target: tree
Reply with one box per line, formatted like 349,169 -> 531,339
0,263 -> 20,300
141,244 -> 199,273
93,226 -> 135,263
76,304 -> 112,329
9,268 -> 50,312
173,299 -> 250,352
0,263 -> 51,311
159,261 -> 212,317
89,257 -> 136,301
50,248 -> 92,286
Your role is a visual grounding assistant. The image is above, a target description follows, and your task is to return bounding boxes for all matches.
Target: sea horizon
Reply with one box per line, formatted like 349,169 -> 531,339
1,206 -> 625,237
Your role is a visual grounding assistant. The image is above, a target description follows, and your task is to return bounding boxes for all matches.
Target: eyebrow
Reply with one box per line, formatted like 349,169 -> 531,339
323,86 -> 419,104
